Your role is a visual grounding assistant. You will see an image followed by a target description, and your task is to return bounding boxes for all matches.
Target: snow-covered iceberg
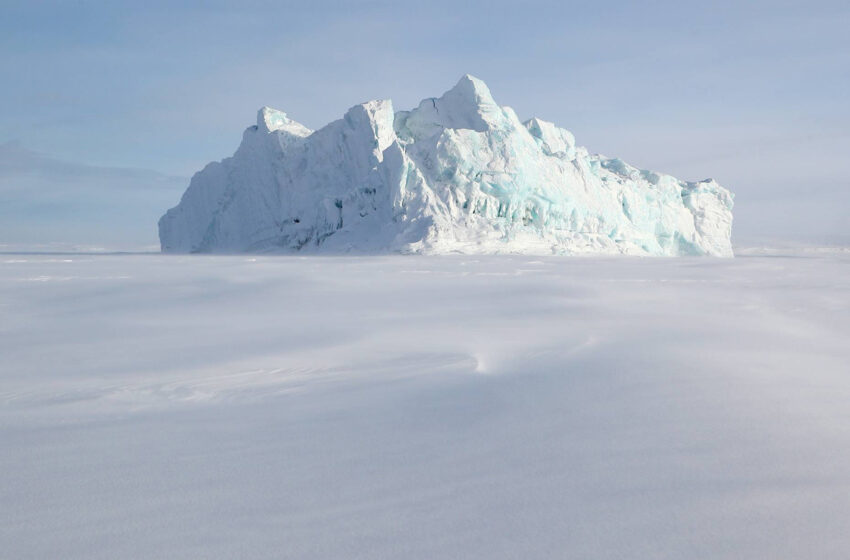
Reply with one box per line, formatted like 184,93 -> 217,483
159,75 -> 733,256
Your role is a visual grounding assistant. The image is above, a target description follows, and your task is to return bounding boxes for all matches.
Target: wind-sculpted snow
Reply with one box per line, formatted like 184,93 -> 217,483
159,75 -> 734,255
3,252 -> 850,559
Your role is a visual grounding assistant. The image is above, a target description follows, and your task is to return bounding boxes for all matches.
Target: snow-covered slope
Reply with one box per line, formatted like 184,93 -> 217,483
159,75 -> 734,256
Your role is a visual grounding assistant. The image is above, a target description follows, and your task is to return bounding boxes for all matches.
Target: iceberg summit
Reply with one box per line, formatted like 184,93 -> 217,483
159,75 -> 733,256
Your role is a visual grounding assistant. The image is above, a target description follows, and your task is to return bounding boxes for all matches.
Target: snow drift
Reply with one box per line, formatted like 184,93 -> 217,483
159,75 -> 734,256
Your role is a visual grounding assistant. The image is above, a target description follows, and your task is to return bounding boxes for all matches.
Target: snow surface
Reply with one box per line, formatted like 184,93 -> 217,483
3,251 -> 849,558
159,76 -> 734,256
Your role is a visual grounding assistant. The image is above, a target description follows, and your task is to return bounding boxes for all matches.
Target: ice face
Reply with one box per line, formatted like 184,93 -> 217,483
159,75 -> 734,256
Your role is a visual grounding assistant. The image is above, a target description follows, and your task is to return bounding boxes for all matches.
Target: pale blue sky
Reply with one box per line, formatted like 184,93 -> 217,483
1,0 -> 848,246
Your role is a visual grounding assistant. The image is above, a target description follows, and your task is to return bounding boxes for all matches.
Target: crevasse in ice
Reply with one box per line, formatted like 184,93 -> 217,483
159,75 -> 733,256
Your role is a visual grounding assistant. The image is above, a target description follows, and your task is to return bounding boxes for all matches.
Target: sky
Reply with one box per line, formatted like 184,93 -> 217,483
1,0 -> 848,248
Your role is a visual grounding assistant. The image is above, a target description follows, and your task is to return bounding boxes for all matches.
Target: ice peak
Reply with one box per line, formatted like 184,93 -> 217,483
343,99 -> 396,153
435,74 -> 500,121
446,74 -> 497,107
257,106 -> 312,137
524,117 -> 576,158
394,74 -> 505,140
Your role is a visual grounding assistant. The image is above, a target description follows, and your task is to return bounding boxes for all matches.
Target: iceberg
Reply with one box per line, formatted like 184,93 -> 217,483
159,75 -> 733,256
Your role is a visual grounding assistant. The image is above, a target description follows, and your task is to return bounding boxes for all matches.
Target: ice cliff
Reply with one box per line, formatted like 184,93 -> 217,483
159,75 -> 733,256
